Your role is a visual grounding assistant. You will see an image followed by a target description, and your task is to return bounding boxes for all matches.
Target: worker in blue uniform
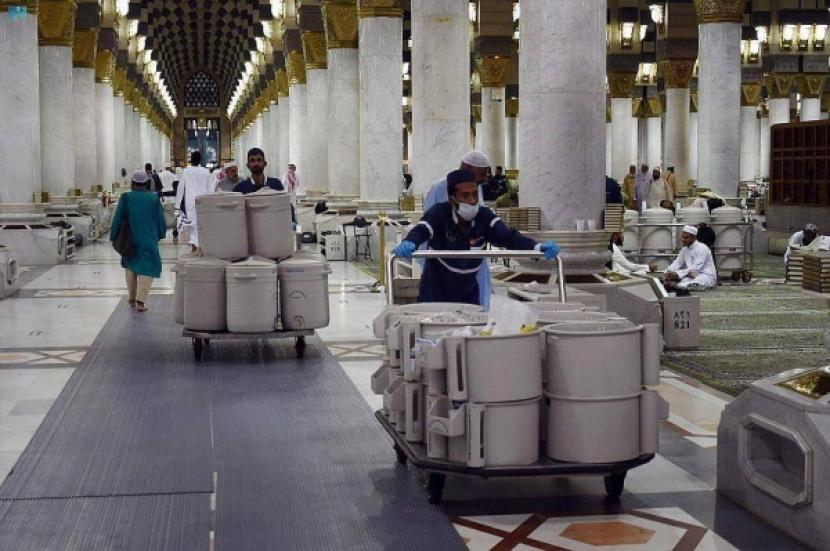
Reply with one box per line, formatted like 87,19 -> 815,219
422,150 -> 492,307
233,147 -> 296,224
394,170 -> 560,305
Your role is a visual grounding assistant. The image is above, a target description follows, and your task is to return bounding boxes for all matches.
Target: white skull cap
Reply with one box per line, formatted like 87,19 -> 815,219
461,150 -> 491,168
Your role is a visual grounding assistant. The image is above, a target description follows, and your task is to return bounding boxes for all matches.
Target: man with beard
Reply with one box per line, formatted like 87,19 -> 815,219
233,148 -> 295,223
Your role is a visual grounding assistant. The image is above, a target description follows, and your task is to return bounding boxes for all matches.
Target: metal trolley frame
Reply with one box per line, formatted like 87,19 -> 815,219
182,328 -> 314,361
379,250 -> 654,504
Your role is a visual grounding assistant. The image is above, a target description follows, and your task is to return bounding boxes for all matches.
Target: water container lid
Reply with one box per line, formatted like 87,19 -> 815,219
196,192 -> 244,205
227,256 -> 277,275
278,253 -> 331,276
711,205 -> 743,219
643,207 -> 674,219
186,257 -> 230,272
172,253 -> 203,273
247,188 -> 288,196
544,320 -> 637,335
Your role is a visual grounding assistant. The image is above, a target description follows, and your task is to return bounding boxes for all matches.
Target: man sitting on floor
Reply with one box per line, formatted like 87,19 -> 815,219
663,225 -> 717,292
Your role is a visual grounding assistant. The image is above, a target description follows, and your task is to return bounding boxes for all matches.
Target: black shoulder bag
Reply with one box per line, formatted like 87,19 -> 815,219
112,193 -> 136,258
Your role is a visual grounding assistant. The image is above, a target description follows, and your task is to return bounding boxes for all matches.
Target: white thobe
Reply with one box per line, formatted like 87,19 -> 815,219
785,231 -> 821,264
647,177 -> 673,207
159,170 -> 176,193
175,165 -> 213,246
611,244 -> 650,276
668,240 -> 717,290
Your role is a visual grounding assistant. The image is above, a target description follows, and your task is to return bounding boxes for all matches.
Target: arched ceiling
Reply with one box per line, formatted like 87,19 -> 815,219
127,0 -> 271,109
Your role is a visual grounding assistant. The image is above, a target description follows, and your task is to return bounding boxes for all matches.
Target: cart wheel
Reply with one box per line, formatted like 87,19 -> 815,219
295,337 -> 306,358
604,471 -> 627,500
394,444 -> 407,465
731,271 -> 741,281
426,472 -> 446,505
192,338 -> 203,361
742,271 -> 752,283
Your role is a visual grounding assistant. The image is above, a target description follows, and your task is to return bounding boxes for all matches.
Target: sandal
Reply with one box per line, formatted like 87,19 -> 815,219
135,302 -> 148,312
128,299 -> 136,308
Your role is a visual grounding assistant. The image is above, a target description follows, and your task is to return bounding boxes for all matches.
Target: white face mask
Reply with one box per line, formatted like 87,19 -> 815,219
456,202 -> 479,221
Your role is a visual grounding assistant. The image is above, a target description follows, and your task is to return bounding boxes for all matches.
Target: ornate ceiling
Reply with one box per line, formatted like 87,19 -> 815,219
127,0 -> 271,108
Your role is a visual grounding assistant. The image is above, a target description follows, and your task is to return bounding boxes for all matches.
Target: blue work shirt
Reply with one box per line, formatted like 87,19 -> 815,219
405,202 -> 536,306
423,178 -> 491,309
233,177 -> 296,222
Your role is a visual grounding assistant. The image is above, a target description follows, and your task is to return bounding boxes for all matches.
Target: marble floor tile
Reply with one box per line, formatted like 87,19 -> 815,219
0,297 -> 121,348
0,430 -> 35,452
24,264 -> 175,291
339,359 -> 384,412
0,451 -> 20,484
9,399 -> 55,416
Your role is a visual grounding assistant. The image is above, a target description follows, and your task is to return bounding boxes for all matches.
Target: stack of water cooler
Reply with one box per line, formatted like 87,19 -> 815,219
172,190 -> 330,333
372,302 -> 669,468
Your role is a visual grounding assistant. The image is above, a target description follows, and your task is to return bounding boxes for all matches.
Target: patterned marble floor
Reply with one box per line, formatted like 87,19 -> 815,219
0,239 -> 809,550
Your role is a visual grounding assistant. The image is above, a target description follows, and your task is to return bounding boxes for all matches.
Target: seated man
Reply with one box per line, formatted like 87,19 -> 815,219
609,232 -> 655,276
785,223 -> 819,264
664,225 -> 717,291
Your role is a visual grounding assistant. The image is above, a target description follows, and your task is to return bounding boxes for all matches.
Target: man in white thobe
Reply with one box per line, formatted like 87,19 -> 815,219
785,223 -> 820,264
175,150 -> 213,251
159,166 -> 176,198
664,225 -> 717,291
609,232 -> 655,276
647,167 -> 674,208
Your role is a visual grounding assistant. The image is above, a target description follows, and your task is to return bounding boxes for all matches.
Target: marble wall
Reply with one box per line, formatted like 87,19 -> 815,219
0,15 -> 40,202
40,46 -> 75,197
411,0 -> 470,194
73,68 -> 97,190
518,0 -> 606,230
306,68 -> 330,192
697,23 -> 741,196
327,48 -> 360,197
359,16 -> 403,202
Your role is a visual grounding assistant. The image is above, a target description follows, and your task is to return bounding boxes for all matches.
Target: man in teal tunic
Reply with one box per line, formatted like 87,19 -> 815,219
110,170 -> 168,312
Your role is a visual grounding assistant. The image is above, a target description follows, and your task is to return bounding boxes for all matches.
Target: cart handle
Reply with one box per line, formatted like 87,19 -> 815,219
386,250 -> 566,306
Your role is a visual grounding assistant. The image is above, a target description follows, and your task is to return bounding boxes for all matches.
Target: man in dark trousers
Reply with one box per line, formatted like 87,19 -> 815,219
145,163 -> 162,195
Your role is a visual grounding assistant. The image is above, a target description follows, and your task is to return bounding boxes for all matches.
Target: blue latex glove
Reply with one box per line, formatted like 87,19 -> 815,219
394,240 -> 417,259
539,241 -> 560,260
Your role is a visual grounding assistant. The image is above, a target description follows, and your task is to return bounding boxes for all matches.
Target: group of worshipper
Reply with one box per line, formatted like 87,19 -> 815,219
616,164 -> 678,212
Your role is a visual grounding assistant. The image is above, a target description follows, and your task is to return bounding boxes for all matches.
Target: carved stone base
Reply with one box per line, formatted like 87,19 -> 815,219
520,230 -> 612,275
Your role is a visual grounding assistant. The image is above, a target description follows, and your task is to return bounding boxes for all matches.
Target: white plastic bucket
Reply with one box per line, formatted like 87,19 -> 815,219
278,253 -> 331,330
226,258 -> 278,333
245,190 -> 294,259
184,257 -> 230,331
196,193 -> 248,260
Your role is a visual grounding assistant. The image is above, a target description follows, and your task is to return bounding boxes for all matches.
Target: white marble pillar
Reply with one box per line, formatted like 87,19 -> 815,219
40,46 -> 75,196
664,86 -> 691,187
254,116 -> 264,151
288,84 -> 307,169
697,22 -> 741,196
359,10 -> 403,202
411,0 -> 469,194
0,13 -> 41,202
327,48 -> 360,196
801,98 -> 821,122
95,83 -> 114,189
480,86 -> 506,168
505,114 -> 518,170
139,116 -> 152,168
610,97 -> 636,182
519,0 -> 605,229
266,107 -> 280,171
306,67 -> 329,192
740,106 -> 758,181
278,97 -> 290,174
688,111 -> 698,183
646,116 -> 662,169
605,121 -> 613,177
72,67 -> 97,189
758,114 -> 770,179
768,97 -> 790,126
112,95 -> 125,178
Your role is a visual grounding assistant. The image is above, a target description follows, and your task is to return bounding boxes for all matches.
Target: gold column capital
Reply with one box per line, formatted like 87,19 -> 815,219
94,49 -> 115,83
694,0 -> 746,24
358,0 -> 402,19
659,59 -> 696,89
72,26 -> 96,68
646,97 -> 663,117
286,49 -> 307,84
765,74 -> 795,100
796,74 -> 827,99
690,92 -> 699,113
471,105 -> 482,124
322,0 -> 358,49
302,31 -> 328,70
505,97 -> 518,118
112,66 -> 125,96
476,55 -> 511,89
607,71 -> 637,98
632,97 -> 645,118
0,1 -> 38,14
740,83 -> 763,106
38,0 -> 76,46
276,68 -> 290,97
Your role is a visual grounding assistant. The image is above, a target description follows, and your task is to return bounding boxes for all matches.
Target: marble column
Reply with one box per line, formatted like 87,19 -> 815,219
266,103 -> 280,172
277,69 -> 290,176
765,75 -> 794,178
646,116 -> 662,169
477,55 -> 510,169
95,83 -> 114,188
112,84 -> 125,178
661,59 -> 695,188
0,7 -> 41,202
758,110 -> 770,179
608,72 -> 637,182
286,50 -> 307,179
303,31 -> 329,192
605,118 -> 613,177
688,106 -> 698,184
358,1 -> 403,202
72,66 -> 97,189
411,0 -> 469,194
519,0 -> 605,229
323,0 -> 359,197
696,2 -> 743,196
798,75 -> 826,122
739,83 -> 762,182
505,97 -> 518,170
39,0 -> 78,197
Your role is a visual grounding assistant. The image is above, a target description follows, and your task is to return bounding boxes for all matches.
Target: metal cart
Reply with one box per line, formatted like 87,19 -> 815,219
379,251 -> 654,504
182,328 -> 314,361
